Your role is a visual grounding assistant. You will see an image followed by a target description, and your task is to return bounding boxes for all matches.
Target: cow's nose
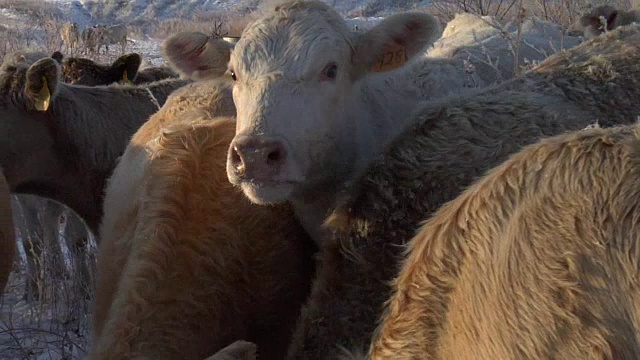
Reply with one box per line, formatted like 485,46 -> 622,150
229,135 -> 287,180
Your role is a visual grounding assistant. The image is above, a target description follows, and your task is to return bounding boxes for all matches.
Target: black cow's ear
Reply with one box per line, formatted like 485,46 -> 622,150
111,53 -> 141,85
25,58 -> 60,112
51,51 -> 64,64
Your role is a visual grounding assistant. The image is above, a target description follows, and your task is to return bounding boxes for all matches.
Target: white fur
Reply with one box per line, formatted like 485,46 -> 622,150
225,0 -> 444,242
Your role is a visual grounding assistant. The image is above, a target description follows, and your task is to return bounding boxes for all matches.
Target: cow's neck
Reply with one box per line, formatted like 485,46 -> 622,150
45,85 -> 160,234
291,69 -> 426,245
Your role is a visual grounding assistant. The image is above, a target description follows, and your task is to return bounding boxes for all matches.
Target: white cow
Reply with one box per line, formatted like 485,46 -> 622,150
97,24 -> 128,55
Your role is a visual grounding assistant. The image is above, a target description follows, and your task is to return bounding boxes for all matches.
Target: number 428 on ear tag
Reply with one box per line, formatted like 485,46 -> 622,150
372,42 -> 407,73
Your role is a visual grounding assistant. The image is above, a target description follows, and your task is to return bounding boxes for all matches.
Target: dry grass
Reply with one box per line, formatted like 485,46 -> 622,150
1,196 -> 96,360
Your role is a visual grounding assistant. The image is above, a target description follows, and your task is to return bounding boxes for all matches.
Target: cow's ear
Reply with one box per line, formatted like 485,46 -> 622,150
25,58 -> 60,112
350,12 -> 441,80
51,51 -> 63,64
111,53 -> 141,85
162,31 -> 233,81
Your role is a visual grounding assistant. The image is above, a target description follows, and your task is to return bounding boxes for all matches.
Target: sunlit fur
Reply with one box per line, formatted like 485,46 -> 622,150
370,124 -> 640,359
92,117 -> 315,360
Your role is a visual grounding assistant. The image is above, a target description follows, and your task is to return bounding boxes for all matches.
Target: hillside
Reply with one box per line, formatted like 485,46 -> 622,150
45,0 -> 432,27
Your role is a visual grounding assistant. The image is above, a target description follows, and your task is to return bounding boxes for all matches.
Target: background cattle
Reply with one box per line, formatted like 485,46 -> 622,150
0,169 -> 15,293
0,51 -> 190,236
368,122 -> 640,359
204,0 -> 640,357
91,115 -> 315,360
60,22 -> 80,55
54,51 -> 179,86
96,24 -> 128,55
428,13 -> 583,84
81,25 -> 107,55
580,5 -> 640,39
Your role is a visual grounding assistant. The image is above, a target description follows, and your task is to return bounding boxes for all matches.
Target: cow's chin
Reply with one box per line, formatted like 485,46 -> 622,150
239,181 -> 294,205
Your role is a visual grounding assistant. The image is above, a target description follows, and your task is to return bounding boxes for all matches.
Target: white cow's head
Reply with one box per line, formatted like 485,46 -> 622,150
226,0 -> 441,205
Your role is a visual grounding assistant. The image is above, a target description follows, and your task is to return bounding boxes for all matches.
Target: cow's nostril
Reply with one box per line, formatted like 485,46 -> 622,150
231,146 -> 245,173
267,149 -> 281,163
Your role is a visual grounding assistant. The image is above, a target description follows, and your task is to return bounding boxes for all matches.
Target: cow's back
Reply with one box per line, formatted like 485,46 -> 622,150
0,169 -> 15,293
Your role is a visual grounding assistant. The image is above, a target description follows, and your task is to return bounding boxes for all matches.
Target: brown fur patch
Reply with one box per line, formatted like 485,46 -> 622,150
91,118 -> 316,360
370,124 -> 640,359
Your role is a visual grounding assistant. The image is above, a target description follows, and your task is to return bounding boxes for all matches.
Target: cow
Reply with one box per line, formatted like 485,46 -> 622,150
0,51 -> 191,236
82,25 -> 107,55
91,115 -> 315,360
202,0 -> 640,357
580,5 -> 640,40
57,52 -> 142,86
97,24 -> 128,55
60,22 -> 80,54
0,169 -> 15,293
365,122 -> 640,359
428,13 -> 583,84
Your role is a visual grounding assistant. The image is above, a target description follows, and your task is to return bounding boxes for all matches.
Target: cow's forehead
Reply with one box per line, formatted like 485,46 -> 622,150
233,3 -> 352,73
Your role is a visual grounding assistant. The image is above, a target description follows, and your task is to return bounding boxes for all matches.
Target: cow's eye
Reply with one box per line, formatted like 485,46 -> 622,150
230,70 -> 237,81
319,62 -> 337,81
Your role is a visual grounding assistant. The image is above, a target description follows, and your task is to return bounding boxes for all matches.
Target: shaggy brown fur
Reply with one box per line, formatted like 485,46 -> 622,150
0,53 -> 190,234
0,169 -> 15,293
368,123 -> 640,359
580,5 -> 640,40
285,25 -> 640,359
94,77 -> 235,344
91,117 -> 315,360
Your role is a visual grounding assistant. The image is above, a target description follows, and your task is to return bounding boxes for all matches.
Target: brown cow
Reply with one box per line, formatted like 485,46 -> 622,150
366,123 -> 640,359
0,51 -> 190,235
0,169 -> 15,293
91,115 -> 315,360
580,5 -> 640,39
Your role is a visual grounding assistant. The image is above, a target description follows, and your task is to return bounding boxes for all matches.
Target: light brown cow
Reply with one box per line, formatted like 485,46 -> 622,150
580,5 -> 640,39
0,168 -> 15,293
91,115 -> 315,360
60,22 -> 80,54
366,123 -> 640,359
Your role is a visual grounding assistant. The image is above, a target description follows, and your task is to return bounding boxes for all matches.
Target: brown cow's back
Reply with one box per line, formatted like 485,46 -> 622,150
370,125 -> 640,359
0,170 -> 15,293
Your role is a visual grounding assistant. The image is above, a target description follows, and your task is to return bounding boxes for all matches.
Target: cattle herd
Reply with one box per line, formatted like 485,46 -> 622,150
2,0 -> 640,359
61,21 -> 129,55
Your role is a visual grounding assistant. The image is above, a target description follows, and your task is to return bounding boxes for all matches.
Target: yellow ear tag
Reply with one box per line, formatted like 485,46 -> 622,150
34,76 -> 51,112
372,42 -> 407,73
122,71 -> 133,85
